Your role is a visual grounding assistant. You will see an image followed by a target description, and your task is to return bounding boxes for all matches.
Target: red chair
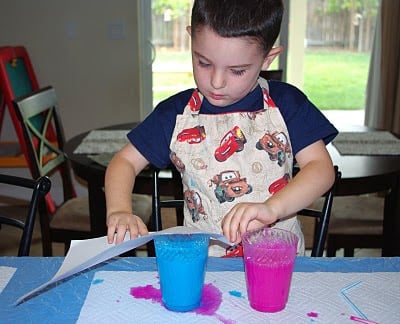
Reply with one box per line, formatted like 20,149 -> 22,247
0,46 -> 40,167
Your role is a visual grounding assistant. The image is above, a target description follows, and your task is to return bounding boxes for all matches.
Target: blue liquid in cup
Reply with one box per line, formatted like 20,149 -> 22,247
154,233 -> 209,312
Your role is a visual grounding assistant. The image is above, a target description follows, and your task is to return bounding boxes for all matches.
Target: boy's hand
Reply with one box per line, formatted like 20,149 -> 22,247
107,212 -> 149,244
221,202 -> 278,244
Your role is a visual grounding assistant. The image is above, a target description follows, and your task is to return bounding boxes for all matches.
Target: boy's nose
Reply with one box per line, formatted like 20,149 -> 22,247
211,69 -> 226,89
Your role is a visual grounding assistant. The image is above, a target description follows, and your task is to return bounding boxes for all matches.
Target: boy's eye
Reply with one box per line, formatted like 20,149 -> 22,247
198,60 -> 211,68
231,69 -> 246,76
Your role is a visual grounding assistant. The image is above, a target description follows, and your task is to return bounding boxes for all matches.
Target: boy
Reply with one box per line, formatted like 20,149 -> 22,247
105,0 -> 338,256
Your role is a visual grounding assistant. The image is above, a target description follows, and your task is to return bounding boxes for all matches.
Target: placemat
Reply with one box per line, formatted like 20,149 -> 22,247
78,271 -> 400,324
0,266 -> 16,294
73,130 -> 129,154
332,131 -> 400,156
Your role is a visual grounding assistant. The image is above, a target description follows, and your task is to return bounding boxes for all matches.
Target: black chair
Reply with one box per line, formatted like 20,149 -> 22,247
326,194 -> 383,257
259,69 -> 284,81
296,166 -> 341,257
150,165 -> 340,257
0,173 -> 51,256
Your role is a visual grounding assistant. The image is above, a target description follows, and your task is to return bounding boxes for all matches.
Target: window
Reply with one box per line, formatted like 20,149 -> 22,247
140,0 -> 379,127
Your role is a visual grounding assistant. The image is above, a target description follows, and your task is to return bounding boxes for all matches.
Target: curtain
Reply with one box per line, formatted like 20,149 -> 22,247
365,0 -> 400,134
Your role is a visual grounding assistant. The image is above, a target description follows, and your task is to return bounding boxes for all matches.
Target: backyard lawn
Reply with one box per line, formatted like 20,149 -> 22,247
153,49 -> 370,110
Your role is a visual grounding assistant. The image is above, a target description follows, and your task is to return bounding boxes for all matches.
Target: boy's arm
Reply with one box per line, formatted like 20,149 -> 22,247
222,140 -> 335,243
266,139 -> 335,219
105,143 -> 149,243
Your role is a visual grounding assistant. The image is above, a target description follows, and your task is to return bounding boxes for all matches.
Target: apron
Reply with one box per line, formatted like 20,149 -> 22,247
170,78 -> 305,256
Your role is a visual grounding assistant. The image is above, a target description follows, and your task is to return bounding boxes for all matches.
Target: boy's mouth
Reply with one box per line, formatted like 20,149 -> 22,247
210,93 -> 225,100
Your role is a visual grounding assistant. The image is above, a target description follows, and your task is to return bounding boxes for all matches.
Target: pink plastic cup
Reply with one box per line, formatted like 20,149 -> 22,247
242,227 -> 298,312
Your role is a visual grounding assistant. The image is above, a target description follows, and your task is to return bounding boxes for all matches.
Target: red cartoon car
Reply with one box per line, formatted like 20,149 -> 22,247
214,126 -> 247,162
177,125 -> 206,144
188,90 -> 201,112
268,173 -> 290,194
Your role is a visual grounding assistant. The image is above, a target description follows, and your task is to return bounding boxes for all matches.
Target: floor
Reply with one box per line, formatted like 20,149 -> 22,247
1,109 -> 382,258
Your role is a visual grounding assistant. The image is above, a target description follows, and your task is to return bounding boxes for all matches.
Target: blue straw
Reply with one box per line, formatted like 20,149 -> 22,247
340,281 -> 368,320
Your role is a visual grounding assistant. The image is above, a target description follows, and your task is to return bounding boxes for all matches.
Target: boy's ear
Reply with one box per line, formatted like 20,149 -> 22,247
261,46 -> 283,70
186,25 -> 192,36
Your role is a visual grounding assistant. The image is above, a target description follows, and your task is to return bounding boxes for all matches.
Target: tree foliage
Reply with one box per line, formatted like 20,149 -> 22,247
325,0 -> 378,16
152,0 -> 192,18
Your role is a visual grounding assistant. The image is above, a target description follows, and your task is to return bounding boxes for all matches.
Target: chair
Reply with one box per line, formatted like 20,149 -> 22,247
259,69 -> 283,81
0,46 -> 41,167
150,165 -> 340,257
12,86 -> 152,256
325,194 -> 383,257
11,86 -> 93,255
0,173 -> 51,256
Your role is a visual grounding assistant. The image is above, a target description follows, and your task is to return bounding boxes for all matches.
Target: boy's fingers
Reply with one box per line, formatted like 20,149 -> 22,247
107,226 -> 116,244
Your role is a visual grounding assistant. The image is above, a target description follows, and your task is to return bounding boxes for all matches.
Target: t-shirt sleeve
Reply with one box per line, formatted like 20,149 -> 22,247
127,89 -> 193,169
269,81 -> 338,155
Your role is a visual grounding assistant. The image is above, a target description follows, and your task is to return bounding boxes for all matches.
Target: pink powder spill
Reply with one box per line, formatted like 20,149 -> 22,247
130,282 -> 234,323
194,283 -> 222,315
130,285 -> 162,304
307,312 -> 319,318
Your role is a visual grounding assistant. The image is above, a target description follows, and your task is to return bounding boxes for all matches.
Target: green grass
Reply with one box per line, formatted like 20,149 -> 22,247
303,50 -> 370,110
153,49 -> 370,110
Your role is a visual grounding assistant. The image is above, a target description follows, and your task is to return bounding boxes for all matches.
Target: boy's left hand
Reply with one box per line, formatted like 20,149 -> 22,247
221,202 -> 277,244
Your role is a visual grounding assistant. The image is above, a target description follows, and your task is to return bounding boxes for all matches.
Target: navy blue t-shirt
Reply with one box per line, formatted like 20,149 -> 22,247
128,80 -> 338,169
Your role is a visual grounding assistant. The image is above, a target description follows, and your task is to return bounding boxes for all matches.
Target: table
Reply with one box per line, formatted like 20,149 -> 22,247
65,124 -> 400,256
64,123 -> 182,237
0,256 -> 399,322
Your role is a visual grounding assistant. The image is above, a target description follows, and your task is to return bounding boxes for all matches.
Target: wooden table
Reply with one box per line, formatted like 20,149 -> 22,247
64,124 -> 400,256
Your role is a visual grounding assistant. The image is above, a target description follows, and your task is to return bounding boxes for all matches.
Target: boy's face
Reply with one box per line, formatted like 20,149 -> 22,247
189,26 -> 280,107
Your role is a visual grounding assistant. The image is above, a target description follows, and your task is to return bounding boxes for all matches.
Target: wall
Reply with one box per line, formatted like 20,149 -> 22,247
0,0 -> 141,140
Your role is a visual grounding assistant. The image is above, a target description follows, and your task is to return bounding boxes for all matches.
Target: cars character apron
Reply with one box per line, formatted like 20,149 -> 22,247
170,78 -> 304,256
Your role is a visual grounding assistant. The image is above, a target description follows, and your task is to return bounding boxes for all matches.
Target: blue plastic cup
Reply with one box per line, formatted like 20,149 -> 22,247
153,233 -> 210,312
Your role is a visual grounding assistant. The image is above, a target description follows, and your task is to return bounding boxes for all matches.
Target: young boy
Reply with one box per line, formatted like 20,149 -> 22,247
105,0 -> 338,256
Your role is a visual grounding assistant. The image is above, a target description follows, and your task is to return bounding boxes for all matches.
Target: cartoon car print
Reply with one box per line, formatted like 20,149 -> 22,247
256,131 -> 291,166
170,151 -> 185,172
188,90 -> 201,112
210,170 -> 252,203
222,243 -> 243,258
268,173 -> 290,194
184,189 -> 207,222
262,88 -> 276,107
214,126 -> 247,162
177,125 -> 206,144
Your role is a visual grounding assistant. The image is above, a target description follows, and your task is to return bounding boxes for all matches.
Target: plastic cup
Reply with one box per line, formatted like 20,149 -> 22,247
153,233 -> 210,312
242,227 -> 298,312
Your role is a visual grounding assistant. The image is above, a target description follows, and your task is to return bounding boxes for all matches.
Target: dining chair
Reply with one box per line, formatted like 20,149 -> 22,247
12,86 -> 152,256
0,46 -> 41,167
150,165 -> 340,257
259,69 -> 284,81
325,194 -> 383,257
0,173 -> 51,256
11,85 -> 93,255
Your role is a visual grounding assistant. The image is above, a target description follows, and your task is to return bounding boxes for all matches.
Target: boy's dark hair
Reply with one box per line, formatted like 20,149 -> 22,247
191,0 -> 284,55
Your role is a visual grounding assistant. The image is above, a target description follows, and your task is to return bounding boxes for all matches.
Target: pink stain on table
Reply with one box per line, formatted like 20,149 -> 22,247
130,284 -> 162,304
130,283 -> 234,323
307,312 -> 319,318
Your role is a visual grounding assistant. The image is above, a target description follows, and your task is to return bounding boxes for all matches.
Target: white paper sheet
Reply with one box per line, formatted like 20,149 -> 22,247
16,226 -> 231,304
0,266 -> 16,294
78,271 -> 400,324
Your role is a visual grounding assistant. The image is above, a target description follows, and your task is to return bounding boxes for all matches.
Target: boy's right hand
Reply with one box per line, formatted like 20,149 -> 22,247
106,212 -> 149,244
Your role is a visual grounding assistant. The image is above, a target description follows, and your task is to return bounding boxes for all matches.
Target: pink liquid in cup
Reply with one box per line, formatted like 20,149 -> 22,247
243,227 -> 298,312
